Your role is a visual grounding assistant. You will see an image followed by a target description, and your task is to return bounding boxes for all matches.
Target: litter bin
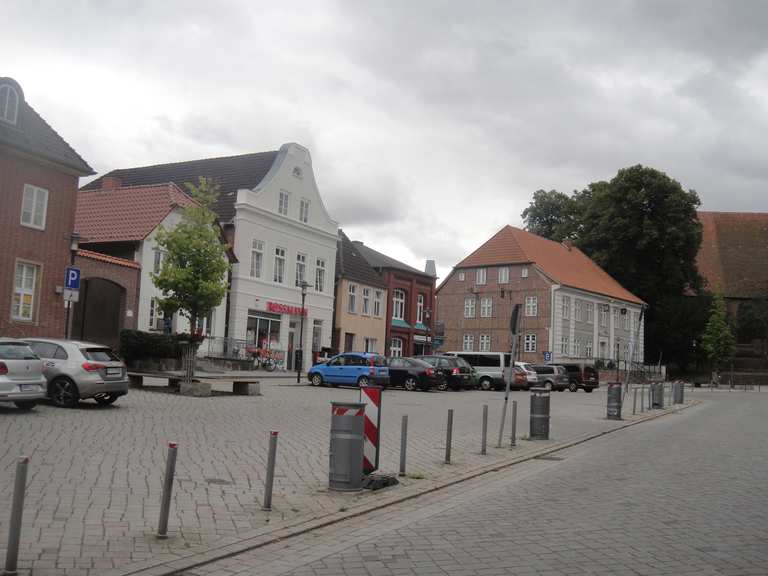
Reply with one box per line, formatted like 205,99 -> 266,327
606,382 -> 622,420
529,387 -> 550,440
329,402 -> 365,491
673,381 -> 684,404
651,382 -> 664,409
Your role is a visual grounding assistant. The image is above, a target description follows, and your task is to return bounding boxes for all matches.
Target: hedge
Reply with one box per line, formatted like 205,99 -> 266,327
119,329 -> 197,364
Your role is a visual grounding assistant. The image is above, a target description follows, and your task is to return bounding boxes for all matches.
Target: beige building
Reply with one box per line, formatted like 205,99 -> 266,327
332,230 -> 388,354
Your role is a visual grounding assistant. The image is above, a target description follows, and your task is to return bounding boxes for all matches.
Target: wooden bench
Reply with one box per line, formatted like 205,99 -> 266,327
128,372 -> 261,397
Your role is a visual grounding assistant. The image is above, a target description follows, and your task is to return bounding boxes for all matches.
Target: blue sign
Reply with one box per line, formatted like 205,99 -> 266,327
543,351 -> 552,362
65,266 -> 81,290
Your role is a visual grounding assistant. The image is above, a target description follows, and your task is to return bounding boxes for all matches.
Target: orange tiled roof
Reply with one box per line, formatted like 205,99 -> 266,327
76,249 -> 141,269
75,183 -> 197,243
454,225 -> 644,304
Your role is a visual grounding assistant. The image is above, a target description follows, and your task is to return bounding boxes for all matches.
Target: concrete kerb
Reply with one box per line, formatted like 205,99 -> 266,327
104,399 -> 700,576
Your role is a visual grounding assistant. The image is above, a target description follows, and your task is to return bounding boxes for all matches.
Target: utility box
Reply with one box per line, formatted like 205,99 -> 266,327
329,402 -> 365,492
529,387 -> 550,440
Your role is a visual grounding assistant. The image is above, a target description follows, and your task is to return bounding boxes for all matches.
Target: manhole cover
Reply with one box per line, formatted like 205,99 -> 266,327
205,478 -> 233,485
533,455 -> 564,461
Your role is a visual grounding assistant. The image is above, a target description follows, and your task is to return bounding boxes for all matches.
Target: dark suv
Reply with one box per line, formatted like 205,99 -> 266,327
560,363 -> 599,392
416,355 -> 474,391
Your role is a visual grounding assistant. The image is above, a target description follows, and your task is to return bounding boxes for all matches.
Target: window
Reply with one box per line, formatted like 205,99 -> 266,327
525,295 -> 537,317
498,267 -> 509,284
393,289 -> 405,321
20,185 -> 48,230
574,299 -> 582,322
299,198 -> 310,223
274,247 -> 285,283
476,268 -> 486,285
458,271 -> 465,282
462,334 -> 475,352
250,240 -> 264,278
464,297 -> 476,318
521,267 -> 529,278
622,309 -> 630,330
479,333 -> 491,352
416,294 -> 424,324
480,297 -> 492,318
599,305 -> 608,327
315,258 -> 326,292
295,253 -> 306,286
632,312 -> 640,333
585,339 -> 593,358
573,338 -> 581,357
312,320 -> 323,351
361,288 -> 371,315
0,84 -> 19,125
586,302 -> 594,324
524,333 -> 537,352
148,297 -> 164,331
153,249 -> 167,273
373,290 -> 383,317
560,336 -> 569,355
278,191 -> 289,215
562,296 -> 571,320
364,337 -> 377,353
12,262 -> 38,321
348,283 -> 357,313
390,337 -> 403,357
344,333 -> 355,352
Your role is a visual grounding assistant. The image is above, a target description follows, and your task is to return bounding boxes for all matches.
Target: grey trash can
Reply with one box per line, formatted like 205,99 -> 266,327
530,387 -> 550,440
606,382 -> 622,420
651,382 -> 664,409
329,402 -> 365,492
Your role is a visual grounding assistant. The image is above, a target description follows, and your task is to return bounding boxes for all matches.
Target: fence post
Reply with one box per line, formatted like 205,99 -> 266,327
157,442 -> 178,538
509,400 -> 517,447
262,431 -> 279,511
632,388 -> 638,415
3,456 -> 30,576
640,385 -> 645,413
399,415 -> 408,476
445,409 -> 454,464
480,405 -> 488,455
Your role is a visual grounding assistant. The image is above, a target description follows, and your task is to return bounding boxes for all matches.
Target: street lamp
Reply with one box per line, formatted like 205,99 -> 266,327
64,232 -> 80,339
296,281 -> 310,384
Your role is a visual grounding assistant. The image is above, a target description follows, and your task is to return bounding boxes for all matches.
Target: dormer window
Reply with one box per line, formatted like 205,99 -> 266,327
0,84 -> 19,125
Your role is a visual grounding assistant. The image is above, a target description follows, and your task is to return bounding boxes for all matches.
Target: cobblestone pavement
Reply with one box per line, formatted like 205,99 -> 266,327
0,380 -> 689,575
181,389 -> 768,576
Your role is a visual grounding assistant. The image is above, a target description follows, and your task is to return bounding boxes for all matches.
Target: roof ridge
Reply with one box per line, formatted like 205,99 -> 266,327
79,182 -> 178,193
105,150 -> 280,175
24,101 -> 94,174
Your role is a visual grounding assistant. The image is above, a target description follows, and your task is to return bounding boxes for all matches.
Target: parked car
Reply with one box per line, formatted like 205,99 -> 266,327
530,365 -> 569,391
0,338 -> 47,410
385,357 -> 443,391
415,355 -> 473,390
24,339 -> 129,407
560,363 -> 599,392
515,361 -> 539,388
307,352 -> 388,387
444,352 -> 522,391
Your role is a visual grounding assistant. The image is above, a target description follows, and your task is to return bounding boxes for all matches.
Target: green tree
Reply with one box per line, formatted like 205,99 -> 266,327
521,189 -> 580,242
152,177 -> 229,341
701,293 -> 735,372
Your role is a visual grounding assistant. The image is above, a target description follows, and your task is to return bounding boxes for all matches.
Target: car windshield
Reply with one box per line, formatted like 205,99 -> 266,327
81,348 -> 120,362
0,343 -> 38,360
408,358 -> 432,368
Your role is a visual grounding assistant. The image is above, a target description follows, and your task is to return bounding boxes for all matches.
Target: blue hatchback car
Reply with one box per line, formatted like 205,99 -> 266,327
308,352 -> 388,387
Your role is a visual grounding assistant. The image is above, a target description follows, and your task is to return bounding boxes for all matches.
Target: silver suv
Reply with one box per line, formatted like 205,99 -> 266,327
25,339 -> 129,407
0,338 -> 47,410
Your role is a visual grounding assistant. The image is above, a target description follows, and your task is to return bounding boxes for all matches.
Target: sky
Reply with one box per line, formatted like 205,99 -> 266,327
4,0 -> 768,280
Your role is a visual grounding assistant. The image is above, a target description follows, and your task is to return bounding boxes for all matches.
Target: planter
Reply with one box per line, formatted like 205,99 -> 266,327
180,380 -> 212,397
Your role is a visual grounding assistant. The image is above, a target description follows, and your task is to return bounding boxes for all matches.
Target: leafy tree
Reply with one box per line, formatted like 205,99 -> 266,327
701,293 -> 735,372
521,189 -> 580,242
152,177 -> 229,343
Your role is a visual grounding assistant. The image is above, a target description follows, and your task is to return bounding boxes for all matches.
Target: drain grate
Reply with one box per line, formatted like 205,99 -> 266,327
534,455 -> 565,461
205,478 -> 233,485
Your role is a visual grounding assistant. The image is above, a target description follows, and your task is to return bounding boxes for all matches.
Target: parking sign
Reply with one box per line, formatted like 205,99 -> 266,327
65,267 -> 81,290
543,351 -> 552,363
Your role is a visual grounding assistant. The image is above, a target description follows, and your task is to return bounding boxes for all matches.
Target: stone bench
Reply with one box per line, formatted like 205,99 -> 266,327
127,372 -> 261,397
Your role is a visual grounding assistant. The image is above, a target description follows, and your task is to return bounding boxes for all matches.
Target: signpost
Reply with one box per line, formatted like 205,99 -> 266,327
64,267 -> 81,338
543,351 -> 552,363
497,304 -> 521,448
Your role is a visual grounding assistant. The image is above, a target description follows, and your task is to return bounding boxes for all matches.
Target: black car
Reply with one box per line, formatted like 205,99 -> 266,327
559,363 -> 599,392
415,355 -> 474,391
385,357 -> 444,391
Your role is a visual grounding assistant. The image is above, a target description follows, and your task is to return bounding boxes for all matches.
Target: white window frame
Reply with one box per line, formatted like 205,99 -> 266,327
479,333 -> 491,352
362,287 -> 371,316
622,310 -> 630,330
475,268 -> 486,285
315,258 -> 325,292
574,299 -> 582,322
480,297 -> 492,318
458,271 -> 465,282
560,335 -> 569,355
464,297 -> 476,318
278,191 -> 289,216
20,184 -> 49,230
299,198 -> 310,223
12,261 -> 39,321
153,248 -> 167,274
521,267 -> 529,278
250,239 -> 264,278
348,283 -> 357,313
462,333 -> 475,352
573,338 -> 581,357
392,289 -> 405,321
524,333 -> 537,352
0,84 -> 19,125
416,294 -> 424,324
586,302 -> 594,324
148,297 -> 165,331
295,252 -> 306,287
562,296 -> 571,320
525,295 -> 537,317
600,305 -> 609,327
585,340 -> 593,358
498,267 -> 509,284
373,290 -> 383,317
364,337 -> 377,353
390,337 -> 403,357
274,246 -> 286,283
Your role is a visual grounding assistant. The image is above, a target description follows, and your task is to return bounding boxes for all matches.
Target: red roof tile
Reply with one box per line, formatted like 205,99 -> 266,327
76,249 -> 141,269
454,225 -> 644,304
75,183 -> 197,243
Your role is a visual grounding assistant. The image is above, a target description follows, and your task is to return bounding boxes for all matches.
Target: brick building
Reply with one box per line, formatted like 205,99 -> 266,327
437,226 -> 645,364
0,77 -> 93,338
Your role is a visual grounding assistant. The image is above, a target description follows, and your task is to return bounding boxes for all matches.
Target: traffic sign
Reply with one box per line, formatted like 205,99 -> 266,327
65,267 -> 81,290
63,289 -> 80,302
543,351 -> 552,363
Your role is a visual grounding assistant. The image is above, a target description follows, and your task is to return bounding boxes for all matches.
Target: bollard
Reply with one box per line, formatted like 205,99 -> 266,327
674,381 -> 685,404
529,387 -> 550,440
445,409 -> 454,464
399,415 -> 408,476
632,388 -> 638,415
607,382 -> 622,420
157,441 -> 178,539
4,456 -> 29,576
510,400 -> 518,447
262,431 -> 279,511
329,402 -> 365,491
640,385 -> 645,413
481,405 -> 488,455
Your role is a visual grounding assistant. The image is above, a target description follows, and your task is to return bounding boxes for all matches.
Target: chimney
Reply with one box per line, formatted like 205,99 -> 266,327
562,238 -> 573,251
424,259 -> 437,277
101,176 -> 123,190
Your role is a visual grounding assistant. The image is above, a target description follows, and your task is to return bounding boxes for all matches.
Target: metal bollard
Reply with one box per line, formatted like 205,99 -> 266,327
633,388 -> 638,415
399,415 -> 408,476
157,441 -> 178,539
262,431 -> 279,511
529,387 -> 550,440
4,456 -> 29,576
640,385 -> 645,413
445,409 -> 454,464
510,400 -> 518,447
481,405 -> 488,455
607,382 -> 622,420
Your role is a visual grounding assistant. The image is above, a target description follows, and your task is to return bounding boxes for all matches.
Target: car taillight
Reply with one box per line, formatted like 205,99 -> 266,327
0,361 -> 7,375
452,367 -> 460,376
425,368 -> 434,376
82,362 -> 105,372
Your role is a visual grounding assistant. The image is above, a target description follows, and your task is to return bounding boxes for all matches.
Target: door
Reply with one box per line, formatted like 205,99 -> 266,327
323,356 -> 345,384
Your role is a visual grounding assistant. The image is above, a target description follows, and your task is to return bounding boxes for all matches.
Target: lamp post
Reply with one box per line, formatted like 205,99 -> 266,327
296,281 -> 309,384
64,233 -> 80,339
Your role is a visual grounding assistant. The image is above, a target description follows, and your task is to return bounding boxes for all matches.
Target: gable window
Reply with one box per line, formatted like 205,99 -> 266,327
362,287 -> 371,315
524,333 -> 537,352
480,297 -> 492,318
462,333 -> 474,352
586,302 -> 594,324
148,297 -> 165,331
525,295 -> 537,317
273,246 -> 286,283
373,290 -> 383,317
392,289 -> 405,321
464,297 -> 476,318
348,283 -> 357,313
250,240 -> 264,278
479,333 -> 491,352
278,191 -> 289,216
562,296 -> 571,320
153,249 -> 167,273
20,185 -> 48,230
416,294 -> 424,324
315,258 -> 325,292
521,267 -> 529,278
12,261 -> 39,321
498,267 -> 509,284
0,84 -> 19,125
299,198 -> 310,223
295,252 -> 306,286
390,337 -> 403,357
476,268 -> 486,285
458,271 -> 465,282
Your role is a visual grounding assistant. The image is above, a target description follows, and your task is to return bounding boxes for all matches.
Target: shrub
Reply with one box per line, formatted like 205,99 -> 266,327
119,330 -> 199,364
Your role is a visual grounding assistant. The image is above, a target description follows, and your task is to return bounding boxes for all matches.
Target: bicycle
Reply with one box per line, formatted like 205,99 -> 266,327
251,348 -> 277,372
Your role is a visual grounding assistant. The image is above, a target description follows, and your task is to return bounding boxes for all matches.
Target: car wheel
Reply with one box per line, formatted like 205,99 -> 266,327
568,380 -> 579,392
310,373 -> 323,387
437,380 -> 448,392
479,378 -> 493,391
94,394 -> 119,406
403,377 -> 418,392
14,401 -> 37,411
49,377 -> 79,408
357,375 -> 370,387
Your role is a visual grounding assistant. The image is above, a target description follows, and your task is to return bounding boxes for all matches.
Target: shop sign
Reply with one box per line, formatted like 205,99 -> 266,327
413,334 -> 432,343
267,301 -> 307,316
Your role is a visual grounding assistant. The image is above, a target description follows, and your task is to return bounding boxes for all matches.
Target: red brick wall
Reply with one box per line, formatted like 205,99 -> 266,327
0,150 -> 80,338
74,255 -> 140,332
382,269 -> 436,356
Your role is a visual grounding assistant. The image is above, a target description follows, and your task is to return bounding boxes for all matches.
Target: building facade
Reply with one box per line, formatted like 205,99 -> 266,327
0,77 -> 93,338
437,226 -> 645,364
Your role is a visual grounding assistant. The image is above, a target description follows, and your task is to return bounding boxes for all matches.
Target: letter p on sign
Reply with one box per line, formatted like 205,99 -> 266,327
65,267 -> 81,290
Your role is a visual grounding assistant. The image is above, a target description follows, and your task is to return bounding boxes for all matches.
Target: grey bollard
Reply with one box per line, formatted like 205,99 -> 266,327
529,387 -> 550,440
399,415 -> 408,476
4,456 -> 29,576
640,385 -> 645,413
262,431 -> 279,511
481,405 -> 488,455
632,388 -> 638,415
674,381 -> 685,404
157,441 -> 178,538
445,409 -> 454,464
607,382 -> 622,420
329,402 -> 365,491
652,382 -> 664,409
510,400 -> 518,447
